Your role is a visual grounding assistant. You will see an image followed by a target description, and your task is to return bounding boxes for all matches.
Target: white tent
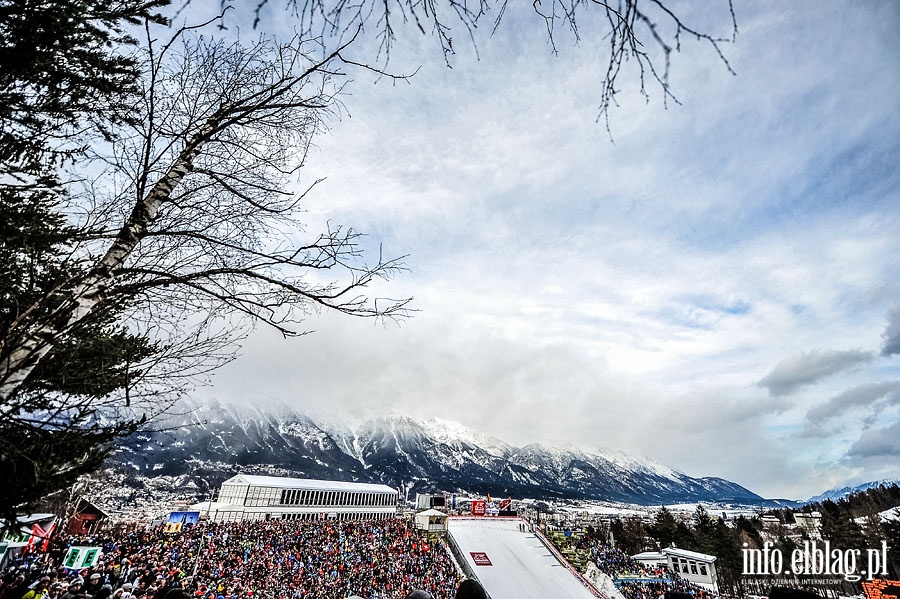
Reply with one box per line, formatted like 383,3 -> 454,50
414,509 -> 449,532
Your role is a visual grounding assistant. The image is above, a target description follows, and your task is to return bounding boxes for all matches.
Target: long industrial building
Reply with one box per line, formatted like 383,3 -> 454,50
200,474 -> 400,522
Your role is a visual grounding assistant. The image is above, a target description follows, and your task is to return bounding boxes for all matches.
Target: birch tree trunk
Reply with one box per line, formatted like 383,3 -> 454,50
0,28 -> 410,404
0,122 -> 209,401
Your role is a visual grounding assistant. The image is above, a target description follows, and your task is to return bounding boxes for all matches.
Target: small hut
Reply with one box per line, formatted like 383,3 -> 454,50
414,509 -> 449,532
68,499 -> 108,535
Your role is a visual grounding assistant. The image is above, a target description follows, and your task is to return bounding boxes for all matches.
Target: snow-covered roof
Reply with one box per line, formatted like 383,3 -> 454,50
75,498 -> 109,517
16,514 -> 56,524
222,474 -> 397,494
189,501 -> 243,512
632,551 -> 667,561
663,547 -> 717,562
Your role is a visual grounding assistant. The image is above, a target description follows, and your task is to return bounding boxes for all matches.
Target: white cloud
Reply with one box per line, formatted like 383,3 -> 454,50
757,350 -> 875,398
195,0 -> 900,500
805,381 -> 900,427
848,419 -> 900,460
882,306 -> 900,356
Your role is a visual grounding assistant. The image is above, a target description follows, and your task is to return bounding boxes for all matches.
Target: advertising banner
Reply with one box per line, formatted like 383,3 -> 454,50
165,511 -> 200,533
471,500 -> 486,516
63,546 -> 102,570
470,552 -> 493,566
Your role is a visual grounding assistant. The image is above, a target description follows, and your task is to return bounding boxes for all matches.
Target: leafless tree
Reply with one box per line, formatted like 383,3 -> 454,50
0,17 -> 411,409
247,0 -> 738,129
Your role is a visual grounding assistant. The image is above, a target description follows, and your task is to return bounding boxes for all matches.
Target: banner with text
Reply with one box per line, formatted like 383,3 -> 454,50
63,546 -> 101,570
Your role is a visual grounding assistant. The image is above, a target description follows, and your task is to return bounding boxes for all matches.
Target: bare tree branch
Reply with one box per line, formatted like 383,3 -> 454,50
0,22 -> 412,405
243,0 -> 737,128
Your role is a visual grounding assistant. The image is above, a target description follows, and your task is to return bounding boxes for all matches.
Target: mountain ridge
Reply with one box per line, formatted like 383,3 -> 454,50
108,399 -> 768,507
805,479 -> 900,504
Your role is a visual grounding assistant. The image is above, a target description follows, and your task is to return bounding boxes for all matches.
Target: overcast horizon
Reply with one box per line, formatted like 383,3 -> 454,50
187,0 -> 900,501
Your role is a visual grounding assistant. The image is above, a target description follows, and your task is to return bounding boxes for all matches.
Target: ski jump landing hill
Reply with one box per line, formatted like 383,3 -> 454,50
447,518 -> 604,599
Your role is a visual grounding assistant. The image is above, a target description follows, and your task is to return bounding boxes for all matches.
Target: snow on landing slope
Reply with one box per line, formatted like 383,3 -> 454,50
448,519 -> 598,599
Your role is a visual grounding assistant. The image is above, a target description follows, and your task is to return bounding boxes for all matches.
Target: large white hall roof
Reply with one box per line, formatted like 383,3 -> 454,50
222,474 -> 397,494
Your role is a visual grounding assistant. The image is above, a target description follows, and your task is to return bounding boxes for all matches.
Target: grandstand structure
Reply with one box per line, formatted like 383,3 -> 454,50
201,474 -> 400,522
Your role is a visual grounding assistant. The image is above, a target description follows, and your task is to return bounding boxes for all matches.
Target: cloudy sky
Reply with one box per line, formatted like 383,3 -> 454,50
191,0 -> 900,500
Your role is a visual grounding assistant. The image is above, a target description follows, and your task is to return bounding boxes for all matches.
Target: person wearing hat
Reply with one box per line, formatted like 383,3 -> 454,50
71,586 -> 89,599
60,578 -> 85,599
84,575 -> 103,598
20,576 -> 50,599
46,582 -> 63,599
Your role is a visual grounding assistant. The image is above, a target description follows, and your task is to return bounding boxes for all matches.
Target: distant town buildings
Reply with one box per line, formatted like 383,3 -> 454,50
792,511 -> 822,537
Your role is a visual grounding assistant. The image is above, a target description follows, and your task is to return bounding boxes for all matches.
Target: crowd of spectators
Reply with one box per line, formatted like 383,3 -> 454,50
590,546 -> 668,580
588,543 -> 714,599
616,579 -> 712,599
0,518 -> 460,599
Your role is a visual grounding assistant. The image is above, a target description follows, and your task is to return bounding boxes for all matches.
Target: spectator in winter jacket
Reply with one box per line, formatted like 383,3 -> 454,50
83,575 -> 103,598
60,578 -> 87,599
21,577 -> 51,599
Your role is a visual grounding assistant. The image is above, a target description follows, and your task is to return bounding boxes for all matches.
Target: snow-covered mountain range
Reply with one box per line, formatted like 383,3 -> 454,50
107,399 -> 765,507
805,479 -> 900,504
